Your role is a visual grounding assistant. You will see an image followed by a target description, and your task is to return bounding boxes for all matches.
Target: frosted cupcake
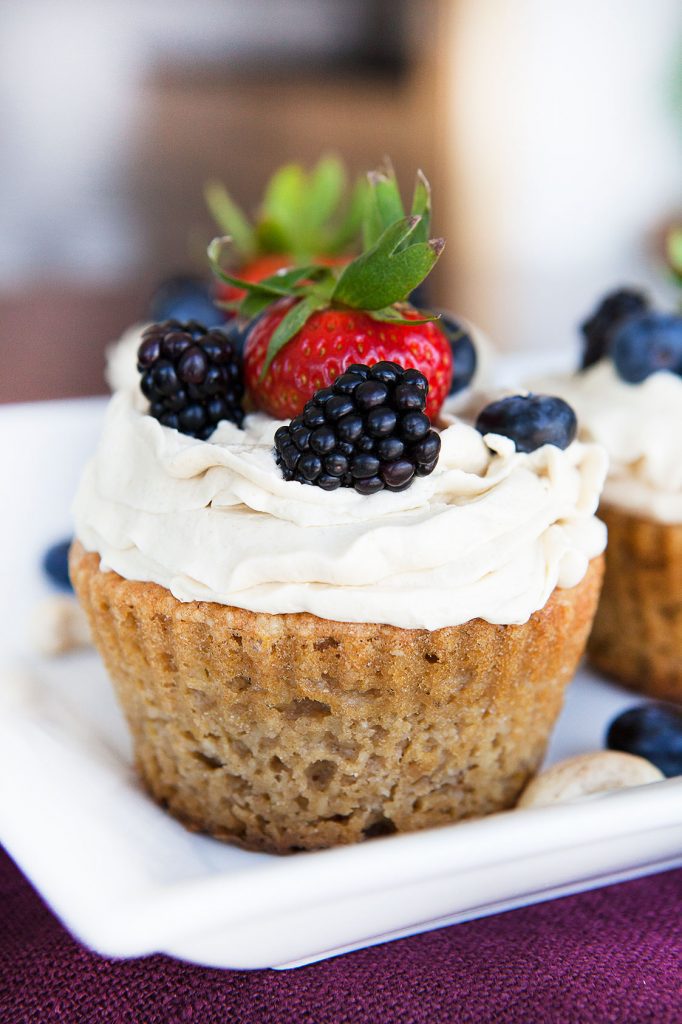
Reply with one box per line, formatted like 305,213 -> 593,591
71,171 -> 606,852
536,289 -> 682,702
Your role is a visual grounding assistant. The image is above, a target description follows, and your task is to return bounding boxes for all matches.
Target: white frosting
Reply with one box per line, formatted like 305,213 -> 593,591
533,361 -> 682,524
74,382 -> 607,629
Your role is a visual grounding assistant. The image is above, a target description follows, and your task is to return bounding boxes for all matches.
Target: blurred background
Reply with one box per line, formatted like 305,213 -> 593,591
2,0 -> 681,404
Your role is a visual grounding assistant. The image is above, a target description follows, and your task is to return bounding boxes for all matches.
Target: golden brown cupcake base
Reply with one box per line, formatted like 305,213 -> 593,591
70,543 -> 603,854
588,505 -> 682,702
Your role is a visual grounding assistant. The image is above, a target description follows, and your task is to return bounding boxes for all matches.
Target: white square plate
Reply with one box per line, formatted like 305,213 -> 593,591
1,397 -> 680,970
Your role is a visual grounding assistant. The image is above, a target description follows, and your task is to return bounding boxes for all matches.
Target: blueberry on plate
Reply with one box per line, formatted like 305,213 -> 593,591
475,394 -> 577,454
606,704 -> 682,778
42,538 -> 73,590
580,287 -> 649,369
611,311 -> 682,384
437,312 -> 477,395
149,275 -> 224,328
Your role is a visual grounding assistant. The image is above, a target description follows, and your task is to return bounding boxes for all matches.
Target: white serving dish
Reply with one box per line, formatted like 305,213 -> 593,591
1,396 -> 680,971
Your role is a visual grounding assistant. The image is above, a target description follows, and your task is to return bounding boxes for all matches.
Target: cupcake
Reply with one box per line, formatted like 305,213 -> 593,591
535,288 -> 682,702
71,170 -> 607,853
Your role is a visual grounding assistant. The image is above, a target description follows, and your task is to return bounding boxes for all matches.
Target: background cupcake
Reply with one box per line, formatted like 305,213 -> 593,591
536,288 -> 682,702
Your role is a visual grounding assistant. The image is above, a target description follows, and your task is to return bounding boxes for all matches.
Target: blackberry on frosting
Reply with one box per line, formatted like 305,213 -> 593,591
274,361 -> 441,494
137,319 -> 244,439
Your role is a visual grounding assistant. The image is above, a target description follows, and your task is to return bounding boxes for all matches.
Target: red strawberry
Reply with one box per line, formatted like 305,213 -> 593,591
244,300 -> 451,420
209,163 -> 450,420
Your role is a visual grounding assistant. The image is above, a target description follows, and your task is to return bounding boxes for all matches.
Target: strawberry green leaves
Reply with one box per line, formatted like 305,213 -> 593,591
206,161 -> 445,378
332,216 -> 444,310
204,182 -> 258,262
205,155 -> 365,265
207,237 -> 332,317
362,161 -> 432,251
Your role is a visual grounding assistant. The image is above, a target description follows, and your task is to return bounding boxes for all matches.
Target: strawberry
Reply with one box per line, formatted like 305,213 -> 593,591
205,156 -> 365,311
209,162 -> 451,419
243,300 -> 451,420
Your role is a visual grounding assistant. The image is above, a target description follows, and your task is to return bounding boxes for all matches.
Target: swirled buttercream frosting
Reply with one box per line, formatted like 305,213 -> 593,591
74,378 -> 607,628
533,360 -> 682,524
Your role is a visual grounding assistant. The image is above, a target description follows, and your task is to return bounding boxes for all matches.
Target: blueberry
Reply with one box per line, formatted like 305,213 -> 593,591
611,312 -> 682,384
606,704 -> 682,778
222,315 -> 256,357
437,312 -> 477,394
149,275 -> 224,328
475,394 -> 577,453
42,538 -> 73,591
580,288 -> 649,369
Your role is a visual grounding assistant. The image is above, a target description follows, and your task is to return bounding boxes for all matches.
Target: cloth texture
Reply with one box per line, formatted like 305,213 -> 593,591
1,847 -> 680,1024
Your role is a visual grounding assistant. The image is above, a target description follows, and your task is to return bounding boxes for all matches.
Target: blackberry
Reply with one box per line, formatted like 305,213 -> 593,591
274,362 -> 441,494
437,312 -> 477,394
476,394 -> 577,453
580,287 -> 649,369
137,320 -> 244,440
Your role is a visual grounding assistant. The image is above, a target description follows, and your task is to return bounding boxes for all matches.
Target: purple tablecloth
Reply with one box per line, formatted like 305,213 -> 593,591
1,847 -> 680,1024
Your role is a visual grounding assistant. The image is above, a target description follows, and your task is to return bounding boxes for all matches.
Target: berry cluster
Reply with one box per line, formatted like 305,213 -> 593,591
274,362 -> 441,494
137,320 -> 244,439
475,394 -> 577,454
